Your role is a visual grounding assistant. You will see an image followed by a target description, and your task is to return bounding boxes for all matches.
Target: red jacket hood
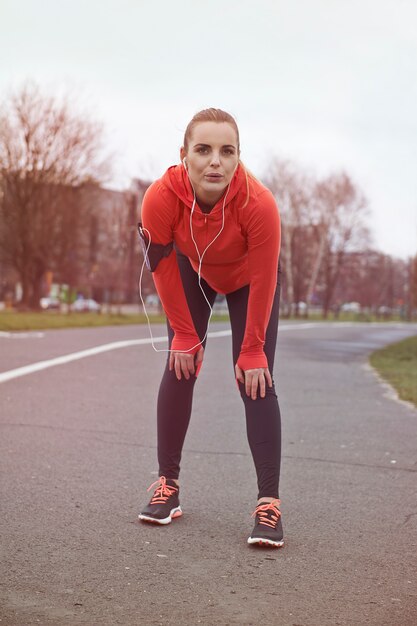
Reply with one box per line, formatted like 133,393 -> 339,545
162,163 -> 246,211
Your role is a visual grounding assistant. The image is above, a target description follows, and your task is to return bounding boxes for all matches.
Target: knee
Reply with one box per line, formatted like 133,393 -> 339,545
238,382 -> 277,403
168,369 -> 198,387
161,365 -> 198,390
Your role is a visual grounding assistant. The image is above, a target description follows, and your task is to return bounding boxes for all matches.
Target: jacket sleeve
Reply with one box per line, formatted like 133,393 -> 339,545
237,190 -> 281,371
141,182 -> 201,354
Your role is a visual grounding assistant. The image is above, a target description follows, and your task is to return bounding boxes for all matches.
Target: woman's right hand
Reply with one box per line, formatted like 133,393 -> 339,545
169,346 -> 204,380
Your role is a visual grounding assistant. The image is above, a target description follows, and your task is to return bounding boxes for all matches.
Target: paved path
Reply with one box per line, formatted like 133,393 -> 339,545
1,322 -> 417,625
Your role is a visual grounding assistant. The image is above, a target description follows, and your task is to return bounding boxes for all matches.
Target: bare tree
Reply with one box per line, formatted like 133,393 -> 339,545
334,250 -> 400,316
0,82 -> 111,308
315,172 -> 370,317
407,254 -> 417,320
92,188 -> 132,312
264,159 -> 313,315
412,256 -> 417,309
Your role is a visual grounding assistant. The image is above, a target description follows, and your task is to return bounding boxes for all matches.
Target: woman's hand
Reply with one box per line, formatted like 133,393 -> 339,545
235,364 -> 272,400
169,347 -> 204,380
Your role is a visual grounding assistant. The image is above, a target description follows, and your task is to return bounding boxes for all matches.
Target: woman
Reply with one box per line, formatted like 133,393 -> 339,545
138,108 -> 283,548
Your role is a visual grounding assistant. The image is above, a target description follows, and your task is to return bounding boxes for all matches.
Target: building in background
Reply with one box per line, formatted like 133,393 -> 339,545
0,178 -> 153,307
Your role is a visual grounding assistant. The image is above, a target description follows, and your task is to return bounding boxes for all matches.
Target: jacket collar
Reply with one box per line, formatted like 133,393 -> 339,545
162,163 -> 246,212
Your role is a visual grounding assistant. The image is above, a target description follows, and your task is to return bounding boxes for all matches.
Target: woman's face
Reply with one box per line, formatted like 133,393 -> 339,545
181,121 -> 240,204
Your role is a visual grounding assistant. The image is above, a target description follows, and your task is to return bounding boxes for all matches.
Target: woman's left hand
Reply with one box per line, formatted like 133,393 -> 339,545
235,364 -> 272,400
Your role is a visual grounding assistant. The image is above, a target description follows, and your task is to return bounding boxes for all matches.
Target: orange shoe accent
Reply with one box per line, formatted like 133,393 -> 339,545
251,499 -> 281,529
147,476 -> 179,505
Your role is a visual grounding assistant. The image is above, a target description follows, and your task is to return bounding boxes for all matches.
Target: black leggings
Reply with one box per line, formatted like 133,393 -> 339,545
157,251 -> 282,499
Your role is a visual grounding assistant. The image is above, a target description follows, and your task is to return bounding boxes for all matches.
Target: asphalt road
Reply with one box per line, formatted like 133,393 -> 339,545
1,321 -> 417,626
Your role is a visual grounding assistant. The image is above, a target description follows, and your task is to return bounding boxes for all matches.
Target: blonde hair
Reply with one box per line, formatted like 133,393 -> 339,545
183,108 -> 255,209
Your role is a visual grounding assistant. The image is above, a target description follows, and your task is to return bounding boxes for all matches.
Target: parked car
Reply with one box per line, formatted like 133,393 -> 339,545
341,302 -> 360,313
144,294 -> 160,308
71,298 -> 101,313
40,297 -> 61,310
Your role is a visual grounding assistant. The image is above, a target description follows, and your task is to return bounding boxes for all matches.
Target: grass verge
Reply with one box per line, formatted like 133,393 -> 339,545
0,311 -> 230,331
0,310 -> 413,332
369,336 -> 417,408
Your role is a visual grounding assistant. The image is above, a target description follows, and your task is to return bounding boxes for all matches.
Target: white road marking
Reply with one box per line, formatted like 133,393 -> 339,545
0,336 -> 165,384
0,331 -> 45,339
0,322 -> 413,384
0,330 -> 235,384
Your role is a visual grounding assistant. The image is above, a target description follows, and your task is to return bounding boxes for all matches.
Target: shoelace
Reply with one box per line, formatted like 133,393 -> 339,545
252,499 -> 281,529
147,476 -> 178,504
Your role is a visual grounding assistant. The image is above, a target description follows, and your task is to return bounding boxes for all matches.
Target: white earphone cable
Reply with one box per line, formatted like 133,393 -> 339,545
138,227 -> 206,354
138,167 -> 230,354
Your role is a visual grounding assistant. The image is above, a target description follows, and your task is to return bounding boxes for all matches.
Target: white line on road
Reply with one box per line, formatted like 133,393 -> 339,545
0,322 -> 412,384
0,330 -> 234,384
0,331 -> 45,339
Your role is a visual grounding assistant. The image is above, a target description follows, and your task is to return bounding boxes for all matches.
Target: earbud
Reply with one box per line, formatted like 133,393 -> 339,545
182,157 -> 187,170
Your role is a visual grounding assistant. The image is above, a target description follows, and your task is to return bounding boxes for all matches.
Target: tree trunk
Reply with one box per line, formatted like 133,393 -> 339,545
306,224 -> 327,308
20,279 -> 31,308
28,259 -> 45,310
18,264 -> 31,308
283,224 -> 294,316
29,272 -> 44,310
322,251 -> 344,318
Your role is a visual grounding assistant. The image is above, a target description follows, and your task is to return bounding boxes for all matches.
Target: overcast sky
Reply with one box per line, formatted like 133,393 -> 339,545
1,0 -> 416,258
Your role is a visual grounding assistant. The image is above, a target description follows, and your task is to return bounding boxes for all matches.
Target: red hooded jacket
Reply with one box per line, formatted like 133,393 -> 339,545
141,163 -> 281,371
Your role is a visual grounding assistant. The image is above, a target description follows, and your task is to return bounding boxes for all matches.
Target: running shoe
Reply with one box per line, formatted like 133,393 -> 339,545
138,476 -> 182,525
247,499 -> 284,547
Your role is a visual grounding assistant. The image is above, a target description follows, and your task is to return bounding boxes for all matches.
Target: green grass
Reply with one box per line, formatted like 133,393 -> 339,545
0,310 -> 230,331
0,309 -> 413,331
370,336 -> 417,407
0,309 -> 412,331
0,311 -> 163,330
